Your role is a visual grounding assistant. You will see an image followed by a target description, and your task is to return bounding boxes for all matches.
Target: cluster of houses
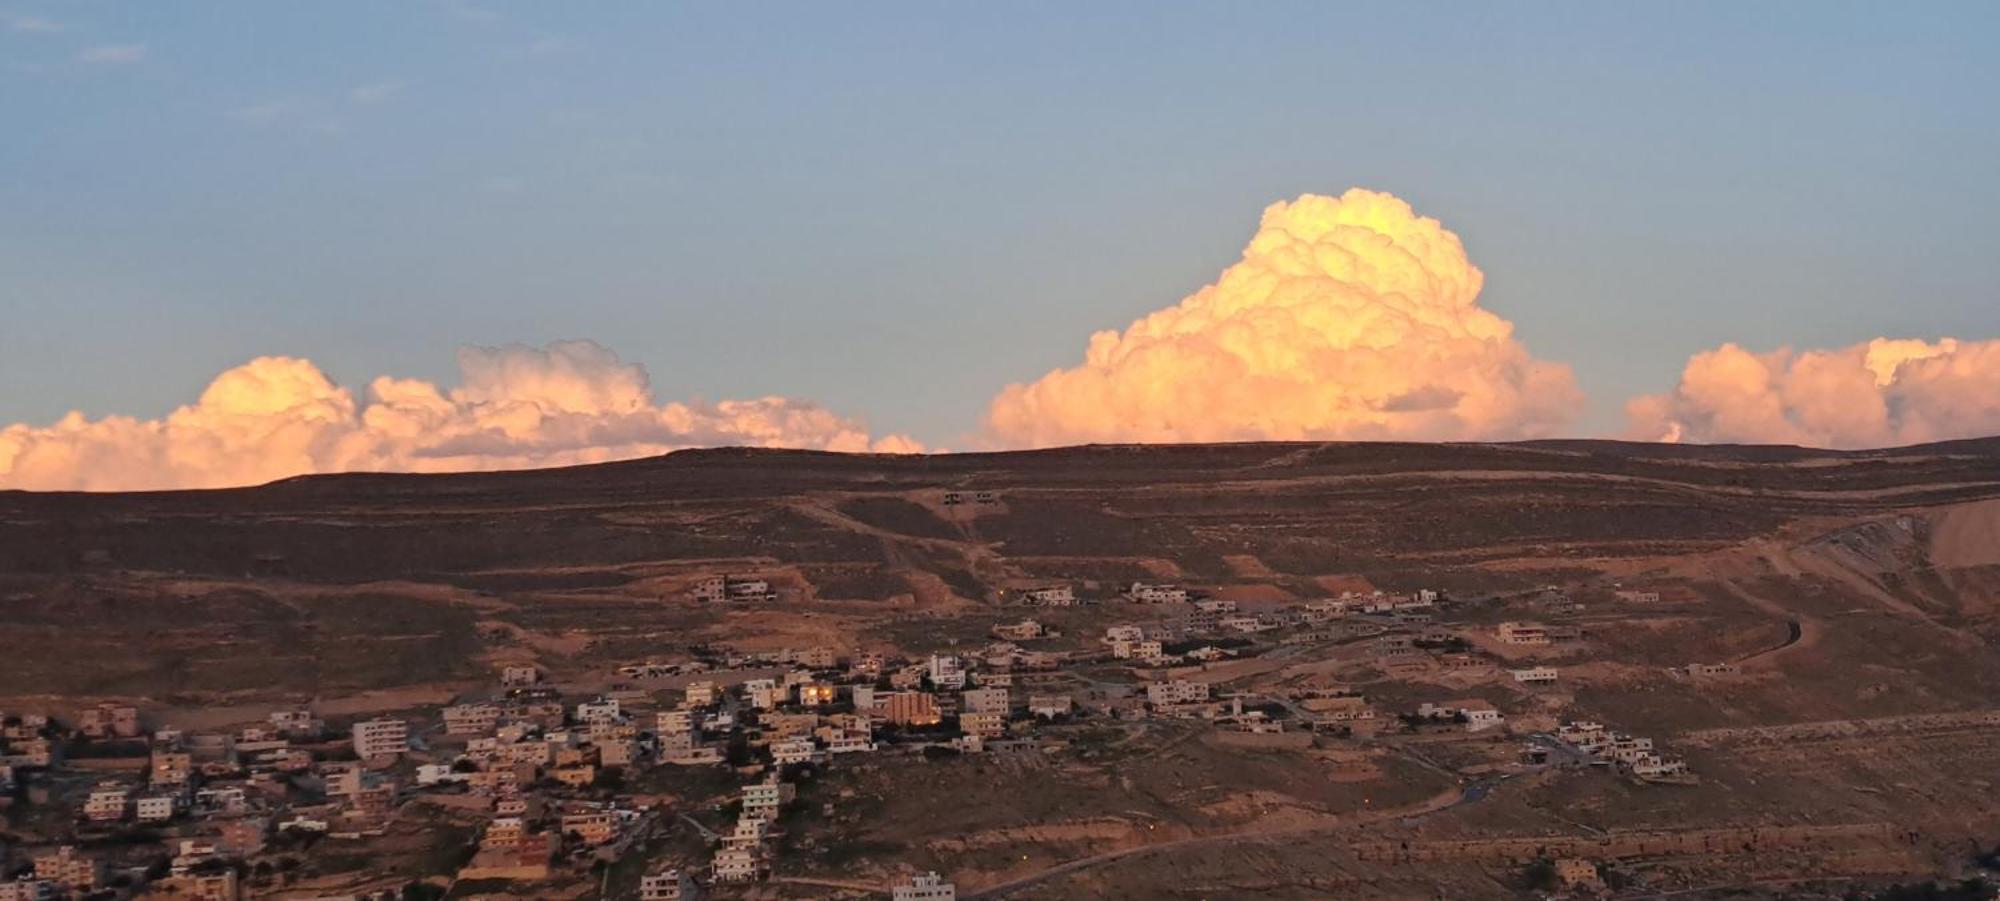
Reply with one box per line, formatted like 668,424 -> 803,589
0,650 -> 993,900
1496,621 -> 1585,646
0,699 -> 408,900
0,572 -> 1704,898
689,575 -> 780,604
1555,721 -> 1691,780
1412,700 -> 1508,733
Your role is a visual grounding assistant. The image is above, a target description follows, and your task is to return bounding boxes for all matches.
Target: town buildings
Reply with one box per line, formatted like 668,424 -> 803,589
351,718 -> 410,759
893,871 -> 958,901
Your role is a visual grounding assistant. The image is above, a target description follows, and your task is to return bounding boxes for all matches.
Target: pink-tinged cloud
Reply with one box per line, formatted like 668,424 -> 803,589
982,189 -> 1584,447
1625,337 -> 2000,448
0,340 -> 921,491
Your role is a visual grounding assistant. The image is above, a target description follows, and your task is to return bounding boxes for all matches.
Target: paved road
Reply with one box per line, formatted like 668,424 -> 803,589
769,875 -> 890,896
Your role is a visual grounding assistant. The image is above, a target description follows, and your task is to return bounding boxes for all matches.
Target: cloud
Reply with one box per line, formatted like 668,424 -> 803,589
0,340 -> 922,491
983,188 -> 1584,447
9,15 -> 62,32
76,43 -> 145,64
348,80 -> 404,105
1625,337 -> 2000,449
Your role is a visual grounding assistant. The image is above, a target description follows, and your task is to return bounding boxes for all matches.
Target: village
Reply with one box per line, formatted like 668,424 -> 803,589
0,569 -> 1713,901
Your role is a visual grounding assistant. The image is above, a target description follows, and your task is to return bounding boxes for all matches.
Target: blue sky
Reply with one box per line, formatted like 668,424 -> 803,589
4,1 -> 1997,446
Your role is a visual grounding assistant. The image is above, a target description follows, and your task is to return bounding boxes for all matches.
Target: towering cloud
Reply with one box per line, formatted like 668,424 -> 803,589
1625,337 -> 2000,449
983,189 -> 1583,447
0,340 -> 921,491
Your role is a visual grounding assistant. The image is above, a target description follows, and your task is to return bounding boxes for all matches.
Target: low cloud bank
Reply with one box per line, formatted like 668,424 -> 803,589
1626,338 -> 2000,448
0,340 -> 920,491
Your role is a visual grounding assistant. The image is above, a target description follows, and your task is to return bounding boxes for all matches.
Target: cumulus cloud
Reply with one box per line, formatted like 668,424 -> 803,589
983,189 -> 1583,447
1625,337 -> 2000,449
0,340 -> 921,492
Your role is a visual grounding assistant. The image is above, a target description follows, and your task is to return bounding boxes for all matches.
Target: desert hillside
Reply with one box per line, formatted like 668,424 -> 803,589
4,438 -> 1999,898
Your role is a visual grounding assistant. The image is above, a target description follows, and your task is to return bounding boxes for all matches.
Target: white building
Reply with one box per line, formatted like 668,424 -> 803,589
1127,582 -> 1190,604
927,654 -> 967,690
1510,667 -> 1559,684
1147,680 -> 1211,706
893,871 -> 957,901
352,718 -> 410,759
712,845 -> 765,883
770,738 -> 819,766
134,794 -> 176,822
640,868 -> 701,901
1496,621 -> 1550,645
575,698 -> 622,723
1461,703 -> 1505,732
742,774 -> 793,820
1027,695 -> 1073,719
1018,585 -> 1076,607
269,708 -> 323,738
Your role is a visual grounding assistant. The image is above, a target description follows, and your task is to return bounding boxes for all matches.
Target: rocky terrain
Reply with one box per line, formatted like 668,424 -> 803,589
4,438 -> 2000,898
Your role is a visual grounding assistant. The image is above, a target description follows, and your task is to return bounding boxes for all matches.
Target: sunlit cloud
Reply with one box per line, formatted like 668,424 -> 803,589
76,43 -> 145,64
983,188 -> 1584,447
0,340 -> 921,491
1626,337 -> 2000,449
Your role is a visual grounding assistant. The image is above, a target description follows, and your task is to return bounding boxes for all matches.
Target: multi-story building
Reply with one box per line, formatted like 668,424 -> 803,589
1496,621 -> 1550,645
893,871 -> 958,901
1027,695 -> 1073,719
268,708 -> 323,738
640,868 -> 701,901
78,703 -> 142,739
961,687 -> 1010,715
712,844 -> 764,883
352,718 -> 410,759
741,774 -> 794,820
743,679 -> 781,710
1147,680 -> 1211,706
1018,585 -> 1076,607
135,794 -> 177,822
575,698 -> 622,724
0,879 -> 60,901
959,712 -> 1005,738
1126,582 -> 1190,604
881,692 -> 941,727
927,655 -> 967,690
83,784 -> 130,822
150,747 -> 193,786
560,809 -> 618,845
32,847 -> 100,895
443,704 -> 502,735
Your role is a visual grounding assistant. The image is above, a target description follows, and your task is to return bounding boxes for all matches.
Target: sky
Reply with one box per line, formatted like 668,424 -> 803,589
3,3 -> 1999,489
